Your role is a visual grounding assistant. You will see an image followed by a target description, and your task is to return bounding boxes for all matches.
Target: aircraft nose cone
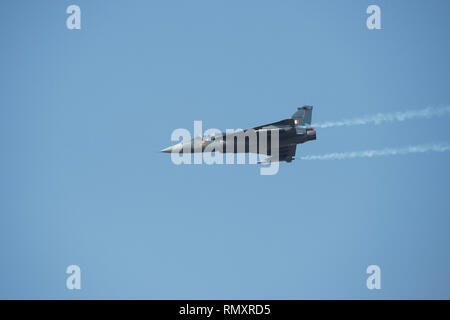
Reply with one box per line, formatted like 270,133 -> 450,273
160,143 -> 183,153
160,146 -> 173,153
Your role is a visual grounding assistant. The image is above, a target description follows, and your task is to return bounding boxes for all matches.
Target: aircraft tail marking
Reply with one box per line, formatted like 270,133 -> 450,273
291,106 -> 313,125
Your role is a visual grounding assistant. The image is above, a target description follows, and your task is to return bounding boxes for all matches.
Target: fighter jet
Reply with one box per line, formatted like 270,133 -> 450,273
161,106 -> 316,163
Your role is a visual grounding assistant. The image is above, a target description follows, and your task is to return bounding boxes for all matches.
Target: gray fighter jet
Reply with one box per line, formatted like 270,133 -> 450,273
161,106 -> 316,163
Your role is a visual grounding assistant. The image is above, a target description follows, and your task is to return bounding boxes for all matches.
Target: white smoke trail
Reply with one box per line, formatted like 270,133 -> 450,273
314,106 -> 450,129
299,143 -> 450,160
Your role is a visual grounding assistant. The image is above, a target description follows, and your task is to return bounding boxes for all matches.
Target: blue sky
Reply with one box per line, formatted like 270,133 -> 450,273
1,0 -> 450,299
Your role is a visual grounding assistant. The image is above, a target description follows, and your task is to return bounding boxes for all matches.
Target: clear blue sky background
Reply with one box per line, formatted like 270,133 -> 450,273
1,0 -> 450,299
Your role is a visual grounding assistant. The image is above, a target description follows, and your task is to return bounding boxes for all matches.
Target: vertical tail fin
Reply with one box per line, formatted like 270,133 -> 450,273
291,106 -> 313,125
